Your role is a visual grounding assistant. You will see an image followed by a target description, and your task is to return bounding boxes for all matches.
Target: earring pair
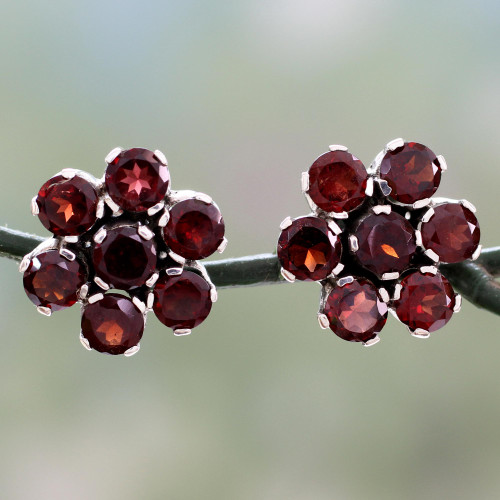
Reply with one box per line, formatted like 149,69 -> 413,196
20,140 -> 481,355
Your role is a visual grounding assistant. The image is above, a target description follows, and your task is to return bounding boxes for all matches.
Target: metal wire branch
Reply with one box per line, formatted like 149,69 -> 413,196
1,225 -> 499,316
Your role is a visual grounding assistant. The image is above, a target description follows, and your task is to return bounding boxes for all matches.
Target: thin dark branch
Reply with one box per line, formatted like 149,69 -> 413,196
1,226 -> 499,316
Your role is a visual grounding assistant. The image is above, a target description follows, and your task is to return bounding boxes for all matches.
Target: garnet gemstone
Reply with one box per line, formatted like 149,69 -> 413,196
277,216 -> 342,281
353,211 -> 416,277
81,294 -> 144,355
164,198 -> 225,260
36,174 -> 99,236
153,270 -> 212,330
307,150 -> 368,213
393,270 -> 455,333
380,142 -> 441,204
105,148 -> 170,212
421,202 -> 480,263
23,250 -> 86,311
324,278 -> 388,343
93,226 -> 157,290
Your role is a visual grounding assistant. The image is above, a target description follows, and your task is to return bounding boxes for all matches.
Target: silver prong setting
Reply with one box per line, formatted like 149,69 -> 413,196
79,333 -> 92,351
174,328 -> 191,336
337,276 -> 354,287
217,237 -> 228,253
124,344 -> 141,357
424,248 -> 440,262
59,248 -> 76,262
31,196 -> 39,216
348,235 -> 359,252
411,328 -> 430,339
460,199 -> 477,213
453,294 -> 462,313
328,144 -> 348,152
37,306 -> 51,316
365,177 -> 374,196
279,216 -> 293,230
137,225 -> 154,241
105,147 -> 123,164
93,227 -> 107,244
420,265 -> 438,275
317,313 -> 329,330
372,205 -> 391,215
154,149 -> 168,165
363,335 -> 380,347
147,202 -> 165,216
471,245 -> 482,261
281,268 -> 296,283
132,297 -> 146,314
301,172 -> 309,193
381,272 -> 399,281
386,138 -> 404,152
436,155 -> 447,172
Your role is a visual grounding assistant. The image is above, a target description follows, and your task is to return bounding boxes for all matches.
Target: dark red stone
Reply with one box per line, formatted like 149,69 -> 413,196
23,250 -> 86,311
92,226 -> 157,290
81,293 -> 144,355
393,270 -> 455,333
353,211 -> 416,277
36,174 -> 99,236
105,148 -> 170,212
164,199 -> 225,260
277,216 -> 342,281
308,150 -> 368,213
380,142 -> 441,204
324,278 -> 388,343
421,202 -> 480,263
153,270 -> 212,330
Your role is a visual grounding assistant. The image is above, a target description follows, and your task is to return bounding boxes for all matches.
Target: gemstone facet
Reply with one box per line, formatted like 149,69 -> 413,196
324,278 -> 388,342
353,211 -> 416,277
105,148 -> 170,212
92,226 -> 157,290
307,150 -> 368,213
81,293 -> 144,355
36,174 -> 99,236
164,199 -> 225,260
277,216 -> 342,281
393,270 -> 455,333
23,250 -> 86,311
380,142 -> 441,204
421,202 -> 480,263
153,270 -> 212,330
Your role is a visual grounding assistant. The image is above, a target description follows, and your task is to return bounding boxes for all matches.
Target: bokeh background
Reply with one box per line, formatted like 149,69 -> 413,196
1,1 -> 500,499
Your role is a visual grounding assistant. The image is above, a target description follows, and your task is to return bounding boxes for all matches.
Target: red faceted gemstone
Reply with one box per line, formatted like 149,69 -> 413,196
421,203 -> 480,263
153,270 -> 212,330
277,216 -> 342,281
393,270 -> 455,333
380,142 -> 441,204
81,294 -> 144,355
23,250 -> 86,311
93,226 -> 157,290
164,199 -> 225,260
324,278 -> 388,343
105,148 -> 170,212
36,174 -> 99,236
353,211 -> 416,277
308,150 -> 368,213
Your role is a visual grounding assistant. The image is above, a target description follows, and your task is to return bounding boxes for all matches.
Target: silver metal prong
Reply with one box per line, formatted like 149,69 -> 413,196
330,210 -> 348,220
132,297 -> 146,313
412,198 -> 431,209
124,344 -> 141,357
93,227 -> 107,244
281,268 -> 296,283
174,328 -> 191,336
386,138 -> 404,151
393,284 -> 402,301
377,179 -> 392,196
381,272 -> 399,281
147,202 -> 165,216
137,225 -> 154,241
331,263 -> 344,276
88,293 -> 104,304
421,207 -> 435,223
31,196 -> 39,216
19,256 -> 31,273
424,248 -> 440,262
337,276 -> 354,287
328,144 -> 348,152
415,229 -> 423,248
195,192 -> 213,204
301,172 -> 309,193
169,251 -> 186,266
453,294 -> 462,313
317,313 -> 329,330
471,245 -> 482,261
411,328 -> 430,339
420,266 -> 438,275
217,237 -> 228,254
61,168 -> 77,179
96,199 -> 105,219
37,306 -> 51,316
104,195 -> 122,214
79,284 -> 89,300
436,155 -> 447,172
460,199 -> 477,213
210,287 -> 218,303
64,235 -> 79,244
363,335 -> 380,347
94,276 -> 110,290
372,205 -> 391,215
154,149 -> 168,165
105,147 -> 123,164
166,267 -> 183,276
59,248 -> 76,261
147,292 -> 154,310
279,216 -> 293,230
158,210 -> 170,227
365,177 -> 374,197
378,287 -> 390,303
145,273 -> 159,288
328,220 -> 342,235
349,235 -> 359,252
79,333 -> 92,351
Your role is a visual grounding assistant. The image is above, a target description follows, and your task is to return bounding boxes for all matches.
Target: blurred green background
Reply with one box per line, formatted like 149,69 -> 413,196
1,1 -> 500,499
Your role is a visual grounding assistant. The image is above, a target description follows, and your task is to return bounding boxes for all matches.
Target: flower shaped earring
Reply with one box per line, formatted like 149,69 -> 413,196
21,147 -> 227,356
277,140 -> 481,345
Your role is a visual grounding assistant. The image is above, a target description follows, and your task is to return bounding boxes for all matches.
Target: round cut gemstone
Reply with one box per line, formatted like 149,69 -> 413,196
153,270 -> 212,330
353,211 -> 416,277
307,150 -> 368,213
36,174 -> 99,236
277,216 -> 342,281
380,142 -> 441,204
23,250 -> 86,311
324,278 -> 388,343
421,203 -> 480,263
393,270 -> 455,333
81,294 -> 144,355
164,199 -> 225,260
92,226 -> 157,290
105,148 -> 170,212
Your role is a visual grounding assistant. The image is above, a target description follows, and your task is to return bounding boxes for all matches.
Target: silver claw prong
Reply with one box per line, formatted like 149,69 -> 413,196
158,209 -> 170,227
217,237 -> 228,253
124,344 -> 141,357
365,177 -> 374,197
415,229 -> 423,248
328,220 -> 342,235
210,287 -> 218,303
348,235 -> 359,252
328,144 -> 348,152
363,335 -> 380,347
19,256 -> 31,273
372,205 -> 391,215
59,248 -> 76,261
471,245 -> 482,261
393,284 -> 402,301
79,284 -> 89,300
61,168 -> 77,179
64,235 -> 79,244
195,192 -> 213,204
386,138 -> 404,151
337,276 -> 354,287
436,155 -> 447,172
37,306 -> 51,316
94,276 -> 110,290
145,273 -> 159,288
301,172 -> 309,193
378,287 -> 390,303
377,179 -> 392,196
420,265 -> 438,275
331,263 -> 344,276
93,227 -> 107,244
279,216 -> 293,230
132,297 -> 146,313
88,293 -> 104,304
411,328 -> 430,339
31,196 -> 39,216
96,199 -> 105,219
147,202 -> 165,216
412,198 -> 431,209
460,199 -> 477,213
166,267 -> 183,276
317,313 -> 329,330
137,225 -> 154,241
453,294 -> 462,313
154,149 -> 168,165
79,333 -> 92,351
147,292 -> 154,310
174,328 -> 191,336
281,268 -> 296,283
105,147 -> 123,164
421,207 -> 435,223
424,248 -> 440,262
381,272 -> 399,281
